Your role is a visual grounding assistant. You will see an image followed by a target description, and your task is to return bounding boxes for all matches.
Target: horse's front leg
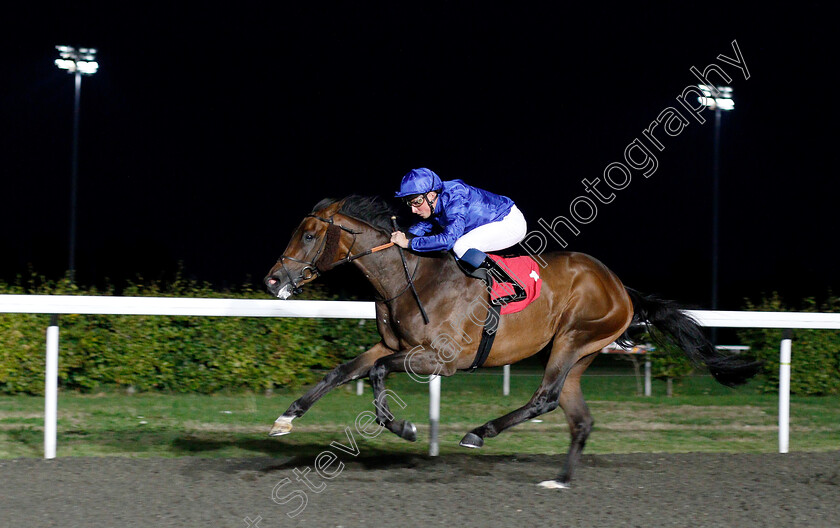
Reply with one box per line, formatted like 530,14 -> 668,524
369,345 -> 454,442
269,341 -> 394,436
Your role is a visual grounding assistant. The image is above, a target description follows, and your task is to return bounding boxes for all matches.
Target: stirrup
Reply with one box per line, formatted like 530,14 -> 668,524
489,280 -> 526,305
460,250 -> 526,305
491,290 -> 525,305
484,257 -> 526,304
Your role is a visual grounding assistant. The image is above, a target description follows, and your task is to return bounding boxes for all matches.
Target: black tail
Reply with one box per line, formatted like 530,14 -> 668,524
619,288 -> 761,387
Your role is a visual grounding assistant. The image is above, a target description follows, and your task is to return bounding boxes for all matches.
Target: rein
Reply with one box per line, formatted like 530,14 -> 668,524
390,216 -> 429,324
375,252 -> 421,303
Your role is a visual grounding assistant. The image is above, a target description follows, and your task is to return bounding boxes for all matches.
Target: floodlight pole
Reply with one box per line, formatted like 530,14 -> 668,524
698,84 -> 732,345
56,46 -> 98,282
69,71 -> 82,282
711,106 -> 721,345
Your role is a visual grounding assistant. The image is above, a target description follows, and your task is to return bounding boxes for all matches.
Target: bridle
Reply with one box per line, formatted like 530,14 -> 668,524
276,212 -> 429,324
276,214 -> 390,295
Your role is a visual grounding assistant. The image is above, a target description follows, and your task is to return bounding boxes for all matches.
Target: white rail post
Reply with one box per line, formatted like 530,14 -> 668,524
429,375 -> 440,456
45,315 -> 59,459
644,353 -> 652,397
778,329 -> 792,454
356,379 -> 364,395
502,364 -> 510,396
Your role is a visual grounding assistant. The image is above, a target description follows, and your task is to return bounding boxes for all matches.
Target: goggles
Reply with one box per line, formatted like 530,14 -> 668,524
405,194 -> 427,208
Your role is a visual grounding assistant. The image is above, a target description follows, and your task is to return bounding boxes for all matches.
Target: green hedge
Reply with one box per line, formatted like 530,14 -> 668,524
738,292 -> 840,396
0,274 -> 379,395
648,338 -> 694,383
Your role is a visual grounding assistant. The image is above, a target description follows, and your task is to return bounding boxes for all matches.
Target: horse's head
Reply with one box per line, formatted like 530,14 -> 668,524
265,195 -> 407,299
264,199 -> 357,299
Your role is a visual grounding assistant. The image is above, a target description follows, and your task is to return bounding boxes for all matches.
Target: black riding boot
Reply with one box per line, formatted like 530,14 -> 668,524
466,256 -> 527,305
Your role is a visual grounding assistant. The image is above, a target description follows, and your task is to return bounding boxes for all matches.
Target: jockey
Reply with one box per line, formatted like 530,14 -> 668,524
390,167 -> 528,304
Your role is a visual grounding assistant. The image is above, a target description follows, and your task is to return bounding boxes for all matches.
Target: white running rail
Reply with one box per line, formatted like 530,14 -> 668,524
1,294 -> 839,459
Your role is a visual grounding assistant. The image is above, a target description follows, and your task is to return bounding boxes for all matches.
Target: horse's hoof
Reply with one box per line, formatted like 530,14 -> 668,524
269,415 -> 294,437
399,420 -> 417,442
459,432 -> 484,449
537,479 -> 570,490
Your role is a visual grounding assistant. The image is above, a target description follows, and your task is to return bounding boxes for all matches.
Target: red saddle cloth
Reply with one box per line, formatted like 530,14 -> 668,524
488,254 -> 542,315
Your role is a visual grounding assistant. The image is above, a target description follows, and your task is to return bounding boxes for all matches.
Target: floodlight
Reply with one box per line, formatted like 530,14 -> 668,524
76,61 -> 99,74
697,84 -> 734,111
54,45 -> 99,76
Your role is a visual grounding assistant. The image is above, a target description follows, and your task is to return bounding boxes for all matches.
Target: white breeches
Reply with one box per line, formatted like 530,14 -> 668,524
452,205 -> 527,259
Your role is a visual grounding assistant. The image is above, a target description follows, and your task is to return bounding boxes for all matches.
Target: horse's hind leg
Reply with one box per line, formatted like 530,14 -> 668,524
270,341 -> 393,436
459,336 -> 588,449
538,353 -> 597,489
458,367 -> 568,449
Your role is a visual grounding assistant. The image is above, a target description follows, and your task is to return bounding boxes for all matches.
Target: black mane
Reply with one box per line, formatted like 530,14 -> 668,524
312,195 -> 411,232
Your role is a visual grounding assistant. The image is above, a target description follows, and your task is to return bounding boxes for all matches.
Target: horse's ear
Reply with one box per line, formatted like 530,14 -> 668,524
311,197 -> 338,214
314,223 -> 341,271
323,200 -> 344,216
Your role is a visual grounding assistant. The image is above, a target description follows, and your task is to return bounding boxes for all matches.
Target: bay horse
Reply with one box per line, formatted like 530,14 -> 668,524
263,195 -> 758,488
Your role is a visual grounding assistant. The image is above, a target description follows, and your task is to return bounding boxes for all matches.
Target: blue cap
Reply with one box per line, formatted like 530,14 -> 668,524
394,168 -> 443,198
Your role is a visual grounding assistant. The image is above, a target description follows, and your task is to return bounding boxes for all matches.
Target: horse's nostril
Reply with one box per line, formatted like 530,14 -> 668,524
268,278 -> 278,286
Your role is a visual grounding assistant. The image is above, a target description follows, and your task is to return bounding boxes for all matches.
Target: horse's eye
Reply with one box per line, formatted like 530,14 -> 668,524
304,233 -> 315,241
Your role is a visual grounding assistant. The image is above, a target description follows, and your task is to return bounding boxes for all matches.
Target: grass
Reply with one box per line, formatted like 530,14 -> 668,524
1,366 -> 838,459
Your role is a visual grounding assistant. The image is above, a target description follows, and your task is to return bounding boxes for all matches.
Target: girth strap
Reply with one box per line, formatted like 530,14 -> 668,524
469,302 -> 502,371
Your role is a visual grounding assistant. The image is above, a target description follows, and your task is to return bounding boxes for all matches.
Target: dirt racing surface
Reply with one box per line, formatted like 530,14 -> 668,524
2,451 -> 839,528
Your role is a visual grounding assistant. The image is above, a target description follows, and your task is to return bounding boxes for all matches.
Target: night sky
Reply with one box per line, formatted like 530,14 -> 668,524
2,3 -> 836,310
